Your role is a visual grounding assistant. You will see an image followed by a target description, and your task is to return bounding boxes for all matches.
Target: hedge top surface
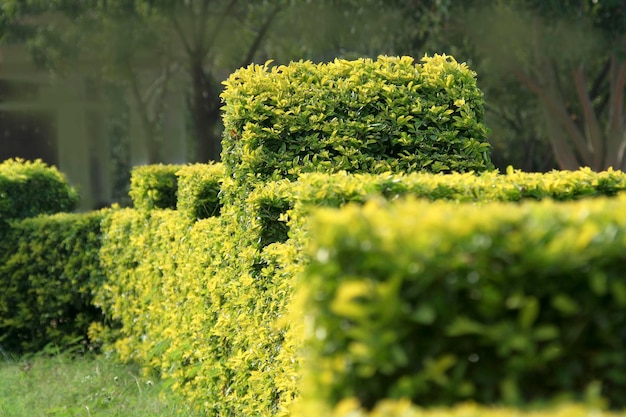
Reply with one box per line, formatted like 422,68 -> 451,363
221,54 -> 493,195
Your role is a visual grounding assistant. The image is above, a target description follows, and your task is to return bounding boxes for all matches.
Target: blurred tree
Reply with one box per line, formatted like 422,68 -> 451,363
1,0 -> 290,163
136,0 -> 286,162
367,0 -> 553,171
461,0 -> 626,171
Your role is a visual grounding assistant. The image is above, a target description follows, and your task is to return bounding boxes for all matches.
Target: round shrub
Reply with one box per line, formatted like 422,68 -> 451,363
0,158 -> 79,221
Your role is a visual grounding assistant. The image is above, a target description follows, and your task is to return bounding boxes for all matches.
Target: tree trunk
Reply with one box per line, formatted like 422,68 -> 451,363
189,59 -> 222,162
605,55 -> 626,170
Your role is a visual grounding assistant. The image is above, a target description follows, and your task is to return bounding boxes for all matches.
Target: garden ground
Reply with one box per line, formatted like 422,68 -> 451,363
0,348 -> 197,417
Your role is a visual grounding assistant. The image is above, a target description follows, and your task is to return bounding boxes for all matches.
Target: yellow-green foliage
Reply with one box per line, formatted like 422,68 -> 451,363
0,159 -> 82,353
95,208 -> 192,365
129,164 -> 181,211
176,162 -> 225,220
245,167 -> 626,251
220,54 -> 493,201
322,399 -> 626,417
95,167 -> 626,416
298,195 -> 626,413
0,158 -> 78,221
296,166 -> 626,204
0,211 -> 106,353
96,205 -> 299,416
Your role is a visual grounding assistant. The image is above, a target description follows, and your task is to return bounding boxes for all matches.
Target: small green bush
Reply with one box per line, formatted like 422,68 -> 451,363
176,163 -> 226,220
129,164 -> 181,211
221,54 -> 493,200
0,158 -> 78,222
0,210 -> 106,353
298,195 -> 626,412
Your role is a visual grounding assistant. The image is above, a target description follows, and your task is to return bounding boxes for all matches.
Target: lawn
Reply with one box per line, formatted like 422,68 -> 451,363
0,347 -> 198,417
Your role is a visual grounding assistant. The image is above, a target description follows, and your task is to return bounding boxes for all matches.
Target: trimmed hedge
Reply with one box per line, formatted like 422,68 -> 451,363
0,210 -> 106,353
129,164 -> 181,211
220,55 -> 493,200
324,400 -> 626,417
96,201 -> 298,416
94,166 -> 626,416
297,195 -> 626,413
176,163 -> 225,220
245,167 -> 626,251
95,208 -> 192,365
89,53 -> 626,415
0,158 -> 78,222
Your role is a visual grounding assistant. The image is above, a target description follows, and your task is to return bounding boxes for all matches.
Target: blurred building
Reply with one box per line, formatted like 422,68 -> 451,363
0,44 -> 188,210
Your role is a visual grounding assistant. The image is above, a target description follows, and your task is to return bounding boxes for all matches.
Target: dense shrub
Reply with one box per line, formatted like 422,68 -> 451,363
176,163 -> 225,220
0,211 -> 106,353
129,164 -> 181,211
297,195 -> 626,413
95,166 -> 626,416
92,51 -> 626,416
0,158 -> 78,222
221,55 -> 493,200
95,208 -> 191,365
322,400 -> 626,417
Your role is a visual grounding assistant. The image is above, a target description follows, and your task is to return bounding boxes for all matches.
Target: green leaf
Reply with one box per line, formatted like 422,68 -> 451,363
589,271 -> 608,295
446,316 -> 485,336
519,296 -> 539,329
410,304 -> 436,325
551,294 -> 580,316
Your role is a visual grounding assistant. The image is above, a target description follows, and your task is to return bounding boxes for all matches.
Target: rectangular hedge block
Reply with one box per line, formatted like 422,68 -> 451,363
0,158 -> 78,222
220,55 -> 494,202
94,166 -> 626,416
176,163 -> 226,220
298,195 -> 626,412
0,210 -> 106,353
129,164 -> 181,211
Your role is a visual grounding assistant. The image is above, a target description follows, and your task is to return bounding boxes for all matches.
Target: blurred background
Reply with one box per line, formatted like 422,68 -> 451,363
0,0 -> 624,209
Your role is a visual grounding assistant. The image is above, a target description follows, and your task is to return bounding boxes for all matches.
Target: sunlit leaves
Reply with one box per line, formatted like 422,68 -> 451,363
300,193 -> 626,409
221,54 -> 494,203
0,210 -> 106,353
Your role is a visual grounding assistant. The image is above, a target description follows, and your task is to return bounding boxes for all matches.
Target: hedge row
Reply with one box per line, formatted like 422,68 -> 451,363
0,211 -> 106,353
325,400 -> 626,417
4,160 -> 626,413
297,195 -> 626,414
6,52 -> 626,417
0,158 -> 78,222
0,158 -> 87,354
220,55 -> 494,202
95,196 -> 297,416
94,163 -> 626,416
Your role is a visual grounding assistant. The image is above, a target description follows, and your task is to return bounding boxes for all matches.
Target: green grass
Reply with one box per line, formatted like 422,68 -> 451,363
0,348 -> 199,417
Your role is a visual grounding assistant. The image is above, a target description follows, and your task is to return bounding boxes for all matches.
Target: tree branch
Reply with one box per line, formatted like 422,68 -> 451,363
606,55 -> 626,168
169,13 -> 193,56
609,57 -> 626,135
201,0 -> 238,61
573,65 -> 603,169
513,66 -> 592,167
193,0 -> 211,58
153,62 -> 178,134
589,57 -> 611,100
240,4 -> 281,68
128,67 -> 159,163
542,107 -> 582,170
